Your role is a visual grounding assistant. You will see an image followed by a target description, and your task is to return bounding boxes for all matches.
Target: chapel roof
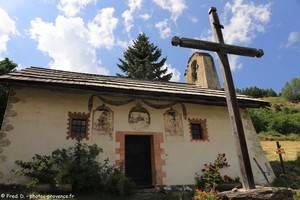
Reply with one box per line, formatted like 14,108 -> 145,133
0,67 -> 269,108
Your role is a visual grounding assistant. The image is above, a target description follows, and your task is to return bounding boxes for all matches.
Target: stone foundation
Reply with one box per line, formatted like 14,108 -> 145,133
218,187 -> 295,200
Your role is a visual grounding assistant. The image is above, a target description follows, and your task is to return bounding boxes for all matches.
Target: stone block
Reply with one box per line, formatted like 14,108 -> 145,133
217,187 -> 295,200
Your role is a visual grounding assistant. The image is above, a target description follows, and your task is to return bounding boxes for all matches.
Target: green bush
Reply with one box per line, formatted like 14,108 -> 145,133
51,141 -> 104,191
269,113 -> 300,134
248,107 -> 273,132
13,140 -> 136,195
14,154 -> 57,186
248,106 -> 300,136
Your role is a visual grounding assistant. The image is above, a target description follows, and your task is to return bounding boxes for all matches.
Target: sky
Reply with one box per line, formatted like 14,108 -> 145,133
0,0 -> 299,92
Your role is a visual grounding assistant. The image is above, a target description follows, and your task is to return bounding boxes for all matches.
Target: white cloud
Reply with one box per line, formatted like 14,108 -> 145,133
116,39 -> 133,49
163,63 -> 180,82
153,0 -> 186,21
58,0 -> 97,17
286,32 -> 300,48
0,7 -> 16,55
223,0 -> 271,45
29,7 -> 119,75
140,13 -> 151,21
88,7 -> 118,49
155,19 -> 171,39
122,0 -> 142,33
189,16 -> 198,23
228,55 -> 242,71
214,0 -> 271,71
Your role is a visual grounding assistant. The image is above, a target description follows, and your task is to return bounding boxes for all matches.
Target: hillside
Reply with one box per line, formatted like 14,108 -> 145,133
263,96 -> 300,109
247,96 -> 300,141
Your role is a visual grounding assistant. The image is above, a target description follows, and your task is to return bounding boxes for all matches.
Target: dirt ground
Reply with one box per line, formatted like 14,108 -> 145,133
260,140 -> 300,161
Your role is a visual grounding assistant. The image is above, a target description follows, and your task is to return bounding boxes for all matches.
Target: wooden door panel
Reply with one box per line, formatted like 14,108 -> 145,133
125,135 -> 152,186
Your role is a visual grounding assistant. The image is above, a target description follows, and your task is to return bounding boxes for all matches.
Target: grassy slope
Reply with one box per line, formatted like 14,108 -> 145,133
257,96 -> 300,141
258,97 -> 300,190
262,96 -> 300,109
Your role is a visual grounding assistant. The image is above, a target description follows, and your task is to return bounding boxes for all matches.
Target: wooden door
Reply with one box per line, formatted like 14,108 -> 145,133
125,135 -> 152,186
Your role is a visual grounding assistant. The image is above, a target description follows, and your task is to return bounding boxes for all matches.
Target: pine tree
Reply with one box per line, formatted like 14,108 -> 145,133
0,58 -> 17,75
117,33 -> 172,81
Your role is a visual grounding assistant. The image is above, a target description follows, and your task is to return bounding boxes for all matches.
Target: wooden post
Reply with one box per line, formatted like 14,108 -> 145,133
208,7 -> 255,189
276,141 -> 285,174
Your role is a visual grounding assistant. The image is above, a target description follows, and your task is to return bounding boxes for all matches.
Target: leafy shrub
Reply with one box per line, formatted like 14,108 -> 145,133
248,107 -> 273,132
13,140 -> 136,195
195,154 -> 233,191
52,141 -> 105,191
269,113 -> 300,134
13,155 -> 57,186
248,106 -> 300,136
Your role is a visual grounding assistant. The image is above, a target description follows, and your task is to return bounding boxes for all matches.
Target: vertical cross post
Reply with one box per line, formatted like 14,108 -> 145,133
208,7 -> 255,189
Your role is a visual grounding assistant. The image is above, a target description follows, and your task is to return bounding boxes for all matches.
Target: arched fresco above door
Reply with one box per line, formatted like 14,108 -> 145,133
128,104 -> 150,131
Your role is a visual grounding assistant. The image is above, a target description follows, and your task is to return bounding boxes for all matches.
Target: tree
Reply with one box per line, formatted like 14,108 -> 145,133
0,58 -> 17,128
281,77 -> 300,102
117,33 -> 172,81
236,86 -> 277,98
0,58 -> 17,75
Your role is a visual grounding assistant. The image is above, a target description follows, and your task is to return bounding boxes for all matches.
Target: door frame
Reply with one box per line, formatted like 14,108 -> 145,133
115,131 -> 166,186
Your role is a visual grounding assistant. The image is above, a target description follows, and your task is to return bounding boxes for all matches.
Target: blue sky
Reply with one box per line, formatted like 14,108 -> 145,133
0,0 -> 299,92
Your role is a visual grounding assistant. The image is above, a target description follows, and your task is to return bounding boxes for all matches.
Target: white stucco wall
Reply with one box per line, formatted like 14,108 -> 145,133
0,86 -> 275,185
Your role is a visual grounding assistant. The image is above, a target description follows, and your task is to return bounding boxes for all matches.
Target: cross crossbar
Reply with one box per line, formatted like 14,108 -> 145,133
171,37 -> 264,58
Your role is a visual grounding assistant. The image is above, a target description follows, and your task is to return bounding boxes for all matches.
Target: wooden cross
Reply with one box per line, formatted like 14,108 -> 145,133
276,141 -> 285,174
171,7 -> 264,189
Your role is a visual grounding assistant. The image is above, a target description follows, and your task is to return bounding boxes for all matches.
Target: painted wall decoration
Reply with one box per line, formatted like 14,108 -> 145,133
92,104 -> 114,137
128,104 -> 150,130
164,108 -> 183,136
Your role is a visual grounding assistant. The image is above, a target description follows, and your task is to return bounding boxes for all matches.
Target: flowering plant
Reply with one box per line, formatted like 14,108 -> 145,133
195,153 -> 230,190
193,189 -> 217,200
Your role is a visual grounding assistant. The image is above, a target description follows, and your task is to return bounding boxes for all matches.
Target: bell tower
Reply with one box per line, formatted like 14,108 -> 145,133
185,52 -> 221,90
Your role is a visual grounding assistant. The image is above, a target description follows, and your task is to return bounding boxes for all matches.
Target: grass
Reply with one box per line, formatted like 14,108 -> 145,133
260,140 -> 300,161
270,156 -> 300,189
260,140 -> 300,191
259,133 -> 300,141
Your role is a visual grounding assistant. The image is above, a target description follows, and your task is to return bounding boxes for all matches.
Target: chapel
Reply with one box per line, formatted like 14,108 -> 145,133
0,52 -> 275,186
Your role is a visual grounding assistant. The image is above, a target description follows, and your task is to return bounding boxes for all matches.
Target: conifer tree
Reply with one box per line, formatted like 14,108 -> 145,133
117,33 -> 172,81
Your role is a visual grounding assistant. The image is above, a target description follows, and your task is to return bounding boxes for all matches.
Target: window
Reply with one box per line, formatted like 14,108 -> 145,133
67,112 -> 90,140
191,123 -> 202,140
71,119 -> 87,138
188,118 -> 208,141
